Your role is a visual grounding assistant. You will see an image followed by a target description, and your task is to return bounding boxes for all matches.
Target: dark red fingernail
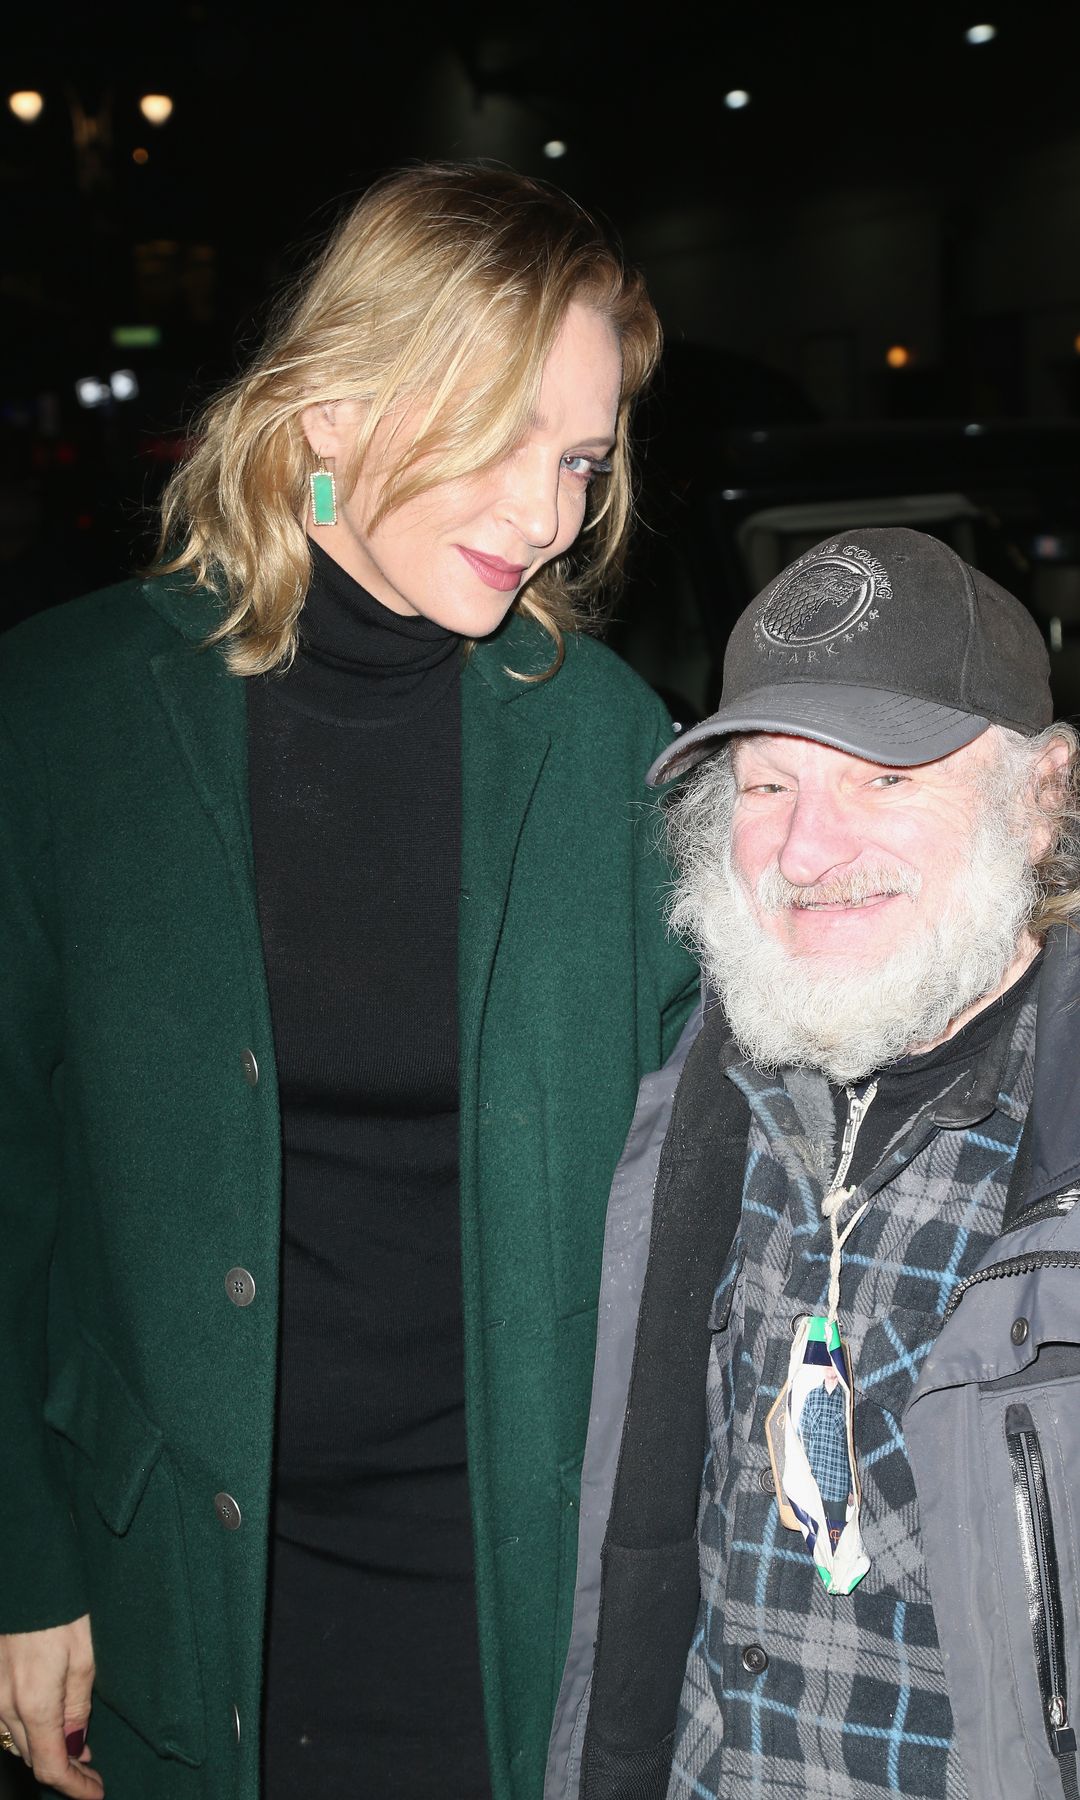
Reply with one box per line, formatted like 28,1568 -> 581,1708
65,1728 -> 86,1757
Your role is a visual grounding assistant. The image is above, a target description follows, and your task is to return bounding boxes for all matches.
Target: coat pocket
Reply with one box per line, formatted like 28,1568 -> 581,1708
976,1371 -> 1080,1797
1004,1403 -> 1078,1768
44,1335 -> 206,1765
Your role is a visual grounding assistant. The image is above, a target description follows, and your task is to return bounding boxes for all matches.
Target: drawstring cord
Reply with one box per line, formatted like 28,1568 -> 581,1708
821,1080 -> 878,1327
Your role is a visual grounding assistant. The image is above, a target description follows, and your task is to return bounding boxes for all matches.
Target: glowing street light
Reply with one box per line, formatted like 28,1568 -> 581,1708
543,139 -> 567,159
886,345 -> 911,369
964,23 -> 997,44
139,93 -> 174,125
724,89 -> 751,110
8,90 -> 44,122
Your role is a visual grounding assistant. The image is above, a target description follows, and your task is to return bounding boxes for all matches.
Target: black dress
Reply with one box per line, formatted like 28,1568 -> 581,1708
247,542 -> 491,1797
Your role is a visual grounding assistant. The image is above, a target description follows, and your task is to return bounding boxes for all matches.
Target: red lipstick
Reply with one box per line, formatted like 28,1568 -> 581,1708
456,546 -> 526,592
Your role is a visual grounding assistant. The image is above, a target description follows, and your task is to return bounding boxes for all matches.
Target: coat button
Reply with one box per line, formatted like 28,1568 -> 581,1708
240,1049 -> 259,1087
1011,1317 -> 1029,1345
741,1644 -> 768,1675
791,1313 -> 808,1335
214,1492 -> 242,1530
225,1267 -> 256,1307
759,1468 -> 775,1494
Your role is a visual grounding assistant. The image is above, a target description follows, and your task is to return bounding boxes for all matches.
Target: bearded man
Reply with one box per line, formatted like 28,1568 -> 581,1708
547,529 -> 1080,1800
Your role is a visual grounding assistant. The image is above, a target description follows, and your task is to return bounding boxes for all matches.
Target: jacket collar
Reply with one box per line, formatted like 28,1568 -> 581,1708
140,568 -> 558,688
464,607 -> 565,701
140,570 -> 225,644
1024,923 -> 1080,1207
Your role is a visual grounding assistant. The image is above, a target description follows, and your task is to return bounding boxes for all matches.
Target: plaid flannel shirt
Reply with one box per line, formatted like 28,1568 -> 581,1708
669,990 -> 1037,1800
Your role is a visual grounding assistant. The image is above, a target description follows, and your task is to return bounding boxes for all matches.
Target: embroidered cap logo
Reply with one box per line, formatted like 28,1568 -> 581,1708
758,544 -> 889,653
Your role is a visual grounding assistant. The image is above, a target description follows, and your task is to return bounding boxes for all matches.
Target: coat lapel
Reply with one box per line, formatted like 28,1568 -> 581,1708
459,627 -> 552,1074
144,578 -> 554,1070
143,575 -> 259,920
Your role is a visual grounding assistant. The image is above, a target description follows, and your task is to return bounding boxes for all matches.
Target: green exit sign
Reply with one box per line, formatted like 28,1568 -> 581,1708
111,325 -> 162,348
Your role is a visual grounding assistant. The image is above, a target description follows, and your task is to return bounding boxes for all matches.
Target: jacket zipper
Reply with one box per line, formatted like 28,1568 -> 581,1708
1005,1402 -> 1077,1760
831,1082 -> 878,1194
942,1249 -> 1080,1323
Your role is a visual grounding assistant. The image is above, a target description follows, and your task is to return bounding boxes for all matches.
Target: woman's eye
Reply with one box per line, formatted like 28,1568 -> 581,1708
561,454 -> 612,482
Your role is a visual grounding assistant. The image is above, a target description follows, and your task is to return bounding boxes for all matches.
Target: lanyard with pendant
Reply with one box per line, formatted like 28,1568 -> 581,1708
764,1080 -> 878,1594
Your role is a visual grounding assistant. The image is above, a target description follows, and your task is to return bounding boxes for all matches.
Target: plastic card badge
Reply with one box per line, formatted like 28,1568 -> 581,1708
764,1315 -> 869,1594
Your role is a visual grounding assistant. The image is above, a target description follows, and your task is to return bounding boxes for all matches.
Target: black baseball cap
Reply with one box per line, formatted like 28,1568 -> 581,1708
648,527 -> 1052,785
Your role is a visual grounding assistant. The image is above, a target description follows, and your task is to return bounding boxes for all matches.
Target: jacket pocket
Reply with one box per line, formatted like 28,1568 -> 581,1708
44,1335 -> 206,1765
1005,1403 -> 1078,1767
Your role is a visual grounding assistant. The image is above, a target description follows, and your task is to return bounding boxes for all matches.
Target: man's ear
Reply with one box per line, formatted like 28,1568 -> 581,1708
1035,735 -> 1071,797
1029,734 -> 1072,858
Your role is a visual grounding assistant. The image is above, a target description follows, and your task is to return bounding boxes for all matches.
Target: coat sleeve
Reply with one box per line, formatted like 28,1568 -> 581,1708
0,703 -> 88,1631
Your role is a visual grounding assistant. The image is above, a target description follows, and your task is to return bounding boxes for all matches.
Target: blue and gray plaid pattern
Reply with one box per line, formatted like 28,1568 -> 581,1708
668,995 -> 1037,1800
798,1380 -> 853,1513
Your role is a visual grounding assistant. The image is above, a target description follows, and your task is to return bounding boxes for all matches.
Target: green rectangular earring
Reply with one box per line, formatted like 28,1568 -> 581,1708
309,460 -> 337,526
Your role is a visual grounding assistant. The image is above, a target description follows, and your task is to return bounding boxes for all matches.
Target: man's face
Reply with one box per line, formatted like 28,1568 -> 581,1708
668,719 -> 1065,1082
730,731 -> 1009,969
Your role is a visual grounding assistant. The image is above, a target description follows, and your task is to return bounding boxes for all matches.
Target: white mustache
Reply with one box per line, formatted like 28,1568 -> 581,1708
756,864 -> 922,912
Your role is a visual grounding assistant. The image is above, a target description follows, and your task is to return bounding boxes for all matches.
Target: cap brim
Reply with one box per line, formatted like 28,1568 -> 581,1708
647,683 -> 990,786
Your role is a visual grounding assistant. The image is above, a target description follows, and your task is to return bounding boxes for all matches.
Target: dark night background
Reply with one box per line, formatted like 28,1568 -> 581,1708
2,0 -> 1080,1778
7,0 -> 1080,720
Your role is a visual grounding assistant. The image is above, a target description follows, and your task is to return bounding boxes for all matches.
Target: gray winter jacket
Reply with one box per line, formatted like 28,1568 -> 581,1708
546,924 -> 1080,1800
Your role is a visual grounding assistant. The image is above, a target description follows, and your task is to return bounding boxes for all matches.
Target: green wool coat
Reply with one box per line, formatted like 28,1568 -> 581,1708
0,574 -> 696,1800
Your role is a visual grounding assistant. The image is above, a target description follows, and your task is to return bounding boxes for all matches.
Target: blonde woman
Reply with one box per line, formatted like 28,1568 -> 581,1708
0,164 -> 696,1800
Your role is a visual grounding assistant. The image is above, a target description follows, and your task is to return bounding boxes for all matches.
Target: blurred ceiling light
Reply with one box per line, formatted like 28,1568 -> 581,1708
724,89 -> 751,110
132,147 -> 149,164
8,90 -> 44,122
964,23 -> 997,44
75,378 -> 111,409
964,421 -> 986,435
886,344 -> 911,368
139,93 -> 174,125
109,369 -> 139,401
1073,332 -> 1080,355
543,139 -> 567,159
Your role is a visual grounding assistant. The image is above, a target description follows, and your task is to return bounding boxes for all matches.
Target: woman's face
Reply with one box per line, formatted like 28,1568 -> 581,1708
301,301 -> 622,637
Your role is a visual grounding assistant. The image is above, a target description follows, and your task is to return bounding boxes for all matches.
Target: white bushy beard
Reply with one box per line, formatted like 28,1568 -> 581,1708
667,736 -> 1040,1085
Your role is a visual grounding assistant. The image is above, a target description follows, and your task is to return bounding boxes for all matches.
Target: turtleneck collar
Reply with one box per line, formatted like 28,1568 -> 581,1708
302,539 -> 458,670
279,539 -> 461,724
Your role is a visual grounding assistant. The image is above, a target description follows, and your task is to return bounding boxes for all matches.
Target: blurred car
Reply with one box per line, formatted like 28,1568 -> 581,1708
609,391 -> 1080,726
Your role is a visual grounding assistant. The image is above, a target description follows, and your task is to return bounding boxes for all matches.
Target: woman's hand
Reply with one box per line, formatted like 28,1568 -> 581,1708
0,1616 -> 103,1795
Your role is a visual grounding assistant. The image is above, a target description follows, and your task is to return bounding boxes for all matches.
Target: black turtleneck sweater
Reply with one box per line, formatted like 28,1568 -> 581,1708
247,542 -> 490,1797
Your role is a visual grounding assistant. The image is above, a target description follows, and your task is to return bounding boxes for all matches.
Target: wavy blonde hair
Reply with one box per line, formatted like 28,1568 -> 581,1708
154,162 -> 661,675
